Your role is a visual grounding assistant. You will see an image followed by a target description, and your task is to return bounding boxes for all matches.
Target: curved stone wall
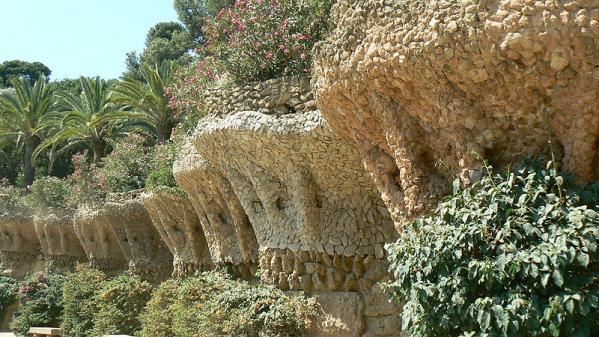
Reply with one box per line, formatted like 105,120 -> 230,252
0,210 -> 42,278
174,140 -> 259,278
313,0 -> 599,227
33,211 -> 86,270
142,192 -> 212,277
103,199 -> 173,282
73,207 -> 128,273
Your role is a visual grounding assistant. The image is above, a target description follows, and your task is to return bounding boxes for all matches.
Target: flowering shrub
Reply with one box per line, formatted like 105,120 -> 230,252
10,268 -> 65,335
387,162 -> 599,337
203,0 -> 332,83
68,152 -> 106,207
26,176 -> 72,209
98,134 -> 155,194
0,274 -> 17,320
139,271 -> 317,337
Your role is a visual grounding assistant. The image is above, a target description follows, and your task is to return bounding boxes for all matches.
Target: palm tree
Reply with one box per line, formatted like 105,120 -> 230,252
0,76 -> 59,188
113,62 -> 177,141
34,77 -> 130,164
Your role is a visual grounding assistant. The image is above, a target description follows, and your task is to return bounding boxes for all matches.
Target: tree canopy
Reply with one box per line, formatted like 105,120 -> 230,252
0,60 -> 51,88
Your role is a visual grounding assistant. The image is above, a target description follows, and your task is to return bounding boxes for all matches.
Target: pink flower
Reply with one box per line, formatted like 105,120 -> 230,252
300,53 -> 306,59
266,52 -> 273,60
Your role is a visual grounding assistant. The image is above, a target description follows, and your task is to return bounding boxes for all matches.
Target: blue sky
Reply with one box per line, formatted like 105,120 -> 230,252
0,0 -> 179,80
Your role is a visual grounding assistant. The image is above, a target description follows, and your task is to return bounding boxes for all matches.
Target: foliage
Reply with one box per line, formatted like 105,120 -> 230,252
386,162 -> 599,337
145,141 -> 185,196
89,273 -> 153,337
98,134 -> 155,194
25,176 -> 72,209
35,77 -> 130,164
141,22 -> 193,67
0,179 -> 25,211
138,278 -> 179,337
166,56 -> 220,117
0,75 -> 60,187
68,152 -> 106,206
202,0 -> 332,82
0,60 -> 51,87
114,62 -> 178,141
139,271 -> 317,337
61,266 -> 107,337
0,274 -> 18,320
10,268 -> 65,335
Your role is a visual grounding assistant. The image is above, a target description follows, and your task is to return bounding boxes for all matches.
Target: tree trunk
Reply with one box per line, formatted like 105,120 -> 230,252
157,123 -> 172,143
23,136 -> 40,189
92,142 -> 107,164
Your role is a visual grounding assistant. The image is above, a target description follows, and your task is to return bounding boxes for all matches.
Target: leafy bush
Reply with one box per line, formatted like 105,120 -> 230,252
139,271 -> 316,337
68,152 -> 106,206
202,0 -> 332,82
61,266 -> 107,337
10,268 -> 65,335
98,134 -> 155,194
89,273 -> 153,337
145,142 -> 186,197
138,278 -> 179,337
0,274 -> 18,319
26,176 -> 72,209
0,179 -> 24,211
387,162 -> 599,337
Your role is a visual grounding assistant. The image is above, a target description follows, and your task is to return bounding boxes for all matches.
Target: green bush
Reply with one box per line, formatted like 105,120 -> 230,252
139,271 -> 316,337
0,274 -> 18,319
99,134 -> 155,194
138,278 -> 179,337
89,273 -> 153,337
26,176 -> 72,209
61,266 -> 107,337
10,269 -> 65,335
0,179 -> 24,211
145,141 -> 186,197
387,162 -> 599,337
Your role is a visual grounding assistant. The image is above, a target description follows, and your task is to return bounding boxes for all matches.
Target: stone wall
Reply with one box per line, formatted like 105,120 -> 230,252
176,76 -> 403,336
102,199 -> 173,282
73,206 -> 128,273
0,210 -> 42,278
142,191 -> 212,277
312,0 -> 599,228
201,76 -> 317,116
174,140 -> 259,279
33,211 -> 86,271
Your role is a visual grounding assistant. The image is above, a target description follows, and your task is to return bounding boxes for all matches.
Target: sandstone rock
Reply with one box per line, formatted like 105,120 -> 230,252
142,192 -> 212,277
313,0 -> 599,230
307,292 -> 363,337
33,211 -> 86,271
0,210 -> 42,278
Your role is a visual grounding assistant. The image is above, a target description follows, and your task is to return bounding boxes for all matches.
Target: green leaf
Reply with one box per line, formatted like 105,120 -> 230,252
577,253 -> 589,267
553,270 -> 564,287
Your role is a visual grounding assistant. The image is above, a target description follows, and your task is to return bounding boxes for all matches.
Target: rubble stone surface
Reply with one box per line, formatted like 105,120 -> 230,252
313,0 -> 599,228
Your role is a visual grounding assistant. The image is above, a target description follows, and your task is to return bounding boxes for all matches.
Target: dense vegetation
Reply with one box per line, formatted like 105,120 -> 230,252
138,271 -> 316,337
387,162 -> 599,337
5,266 -> 316,337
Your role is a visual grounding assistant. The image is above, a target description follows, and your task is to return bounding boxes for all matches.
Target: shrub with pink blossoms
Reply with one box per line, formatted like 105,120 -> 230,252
203,0 -> 332,82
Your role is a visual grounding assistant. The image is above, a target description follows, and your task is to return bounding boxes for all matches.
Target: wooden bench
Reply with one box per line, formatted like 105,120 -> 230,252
28,327 -> 61,337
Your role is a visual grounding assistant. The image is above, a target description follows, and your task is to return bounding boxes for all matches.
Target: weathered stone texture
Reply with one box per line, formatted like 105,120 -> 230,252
142,192 -> 212,277
313,0 -> 599,228
103,199 -> 173,282
202,76 -> 317,116
73,206 -> 128,273
33,211 -> 86,270
0,211 -> 42,277
184,77 -> 397,291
